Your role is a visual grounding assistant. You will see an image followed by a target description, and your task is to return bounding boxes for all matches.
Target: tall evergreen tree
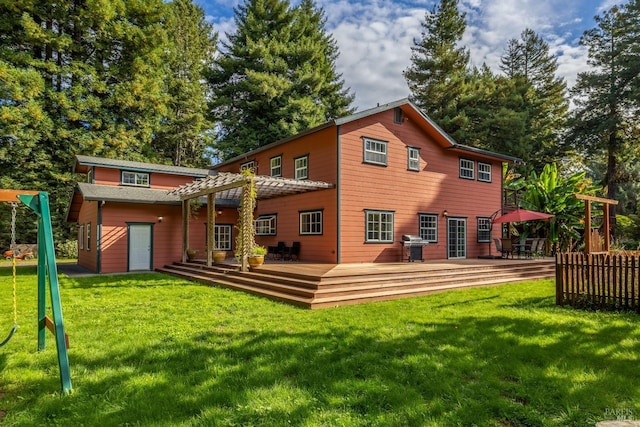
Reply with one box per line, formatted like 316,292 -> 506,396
155,0 -> 217,167
404,0 -> 469,136
500,28 -> 568,173
207,0 -> 353,160
568,3 -> 640,235
0,0 -> 170,241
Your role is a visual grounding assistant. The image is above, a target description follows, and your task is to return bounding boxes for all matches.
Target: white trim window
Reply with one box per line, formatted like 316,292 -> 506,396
255,214 -> 277,235
478,162 -> 492,182
240,161 -> 255,173
365,210 -> 394,242
408,147 -> 420,171
477,217 -> 491,242
270,156 -> 282,177
121,171 -> 149,187
78,225 -> 84,250
300,210 -> 322,235
459,158 -> 474,180
215,225 -> 232,250
418,214 -> 438,242
294,155 -> 308,180
86,222 -> 91,251
363,138 -> 388,166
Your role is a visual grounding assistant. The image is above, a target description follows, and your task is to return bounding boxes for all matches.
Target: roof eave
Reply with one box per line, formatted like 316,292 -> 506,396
447,144 -> 524,164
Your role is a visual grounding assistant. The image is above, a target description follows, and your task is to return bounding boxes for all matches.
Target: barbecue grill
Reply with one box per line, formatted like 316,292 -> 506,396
401,235 -> 429,262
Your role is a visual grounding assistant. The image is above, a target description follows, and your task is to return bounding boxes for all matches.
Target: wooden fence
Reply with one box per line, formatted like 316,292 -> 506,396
556,252 -> 640,311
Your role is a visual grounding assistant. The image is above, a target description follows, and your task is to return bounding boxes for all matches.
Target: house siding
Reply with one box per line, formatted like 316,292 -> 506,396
216,126 -> 339,263
338,109 -> 502,262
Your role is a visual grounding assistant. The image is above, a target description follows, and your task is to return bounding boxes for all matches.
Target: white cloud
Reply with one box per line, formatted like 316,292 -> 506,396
204,0 -> 608,110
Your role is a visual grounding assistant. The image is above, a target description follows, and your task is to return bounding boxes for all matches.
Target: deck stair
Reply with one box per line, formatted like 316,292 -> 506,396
157,258 -> 556,309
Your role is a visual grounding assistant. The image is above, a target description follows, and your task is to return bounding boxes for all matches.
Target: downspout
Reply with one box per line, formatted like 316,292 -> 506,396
97,200 -> 103,274
336,125 -> 341,264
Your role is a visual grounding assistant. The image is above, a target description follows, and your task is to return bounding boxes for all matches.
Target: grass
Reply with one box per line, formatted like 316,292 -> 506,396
0,266 -> 639,426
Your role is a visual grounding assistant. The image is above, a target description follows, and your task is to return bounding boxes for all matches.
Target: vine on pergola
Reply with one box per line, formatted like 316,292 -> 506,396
235,169 -> 257,269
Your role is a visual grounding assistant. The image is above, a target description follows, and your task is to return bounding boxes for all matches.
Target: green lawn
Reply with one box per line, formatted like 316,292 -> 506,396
0,266 -> 638,426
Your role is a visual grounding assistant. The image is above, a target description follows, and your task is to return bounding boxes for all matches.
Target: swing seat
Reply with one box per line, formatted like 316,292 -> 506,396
0,324 -> 17,347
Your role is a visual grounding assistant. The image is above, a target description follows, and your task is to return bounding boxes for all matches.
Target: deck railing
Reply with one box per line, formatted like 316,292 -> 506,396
556,252 -> 640,311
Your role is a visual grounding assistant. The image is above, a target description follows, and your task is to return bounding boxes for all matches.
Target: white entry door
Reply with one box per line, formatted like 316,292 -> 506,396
447,218 -> 467,259
129,224 -> 152,271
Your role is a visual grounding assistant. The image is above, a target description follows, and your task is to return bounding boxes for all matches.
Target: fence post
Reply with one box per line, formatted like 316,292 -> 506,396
555,253 -> 564,305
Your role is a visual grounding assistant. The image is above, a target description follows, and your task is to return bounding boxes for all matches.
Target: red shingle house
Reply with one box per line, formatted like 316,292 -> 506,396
67,99 -> 521,273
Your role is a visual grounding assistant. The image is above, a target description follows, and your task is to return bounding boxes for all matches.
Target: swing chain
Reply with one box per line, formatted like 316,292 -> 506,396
10,202 -> 18,326
10,202 -> 17,252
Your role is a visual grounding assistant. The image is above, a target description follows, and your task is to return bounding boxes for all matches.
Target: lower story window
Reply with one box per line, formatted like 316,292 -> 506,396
215,225 -> 232,250
419,214 -> 438,242
300,210 -> 322,235
477,217 -> 491,243
255,214 -> 277,235
365,210 -> 394,242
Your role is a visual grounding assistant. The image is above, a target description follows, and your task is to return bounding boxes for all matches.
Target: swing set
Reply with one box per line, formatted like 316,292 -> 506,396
1,189 -> 72,394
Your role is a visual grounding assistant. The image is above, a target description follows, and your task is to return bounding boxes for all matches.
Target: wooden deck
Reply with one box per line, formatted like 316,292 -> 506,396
158,257 -> 556,309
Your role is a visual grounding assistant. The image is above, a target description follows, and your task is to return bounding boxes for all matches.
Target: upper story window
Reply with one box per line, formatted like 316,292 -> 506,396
418,213 -> 438,242
394,107 -> 404,124
294,155 -> 308,180
459,158 -> 474,180
255,214 -> 277,235
300,210 -> 323,235
270,156 -> 282,177
408,147 -> 420,171
477,217 -> 491,242
121,171 -> 149,187
478,162 -> 492,182
365,210 -> 394,243
87,168 -> 94,184
240,161 -> 255,173
363,137 -> 388,166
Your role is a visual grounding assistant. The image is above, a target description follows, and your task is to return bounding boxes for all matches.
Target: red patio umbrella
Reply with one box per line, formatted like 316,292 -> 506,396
492,208 -> 554,224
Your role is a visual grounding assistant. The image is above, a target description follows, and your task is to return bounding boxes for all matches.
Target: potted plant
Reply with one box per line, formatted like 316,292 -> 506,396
213,250 -> 226,263
248,245 -> 267,268
186,248 -> 198,260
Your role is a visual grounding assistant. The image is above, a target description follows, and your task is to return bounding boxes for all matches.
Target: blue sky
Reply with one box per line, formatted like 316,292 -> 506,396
195,0 -> 618,110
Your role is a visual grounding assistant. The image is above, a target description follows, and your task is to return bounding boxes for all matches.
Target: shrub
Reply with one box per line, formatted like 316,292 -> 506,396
56,239 -> 78,258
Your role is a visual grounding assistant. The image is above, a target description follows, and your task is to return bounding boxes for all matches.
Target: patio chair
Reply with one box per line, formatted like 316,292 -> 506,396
533,238 -> 545,257
275,241 -> 286,260
285,241 -> 300,261
495,238 -> 514,259
521,238 -> 534,259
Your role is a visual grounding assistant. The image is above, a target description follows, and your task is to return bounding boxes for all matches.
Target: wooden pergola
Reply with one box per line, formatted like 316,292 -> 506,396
575,194 -> 619,254
169,172 -> 334,271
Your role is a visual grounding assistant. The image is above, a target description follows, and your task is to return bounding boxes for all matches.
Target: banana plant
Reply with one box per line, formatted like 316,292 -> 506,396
505,163 -> 599,253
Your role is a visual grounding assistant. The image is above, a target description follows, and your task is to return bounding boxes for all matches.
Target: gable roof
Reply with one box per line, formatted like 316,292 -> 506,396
215,98 -> 523,167
73,155 -> 212,177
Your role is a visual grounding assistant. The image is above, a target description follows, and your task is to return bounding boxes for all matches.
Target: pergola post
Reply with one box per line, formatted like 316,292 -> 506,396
206,192 -> 215,267
182,199 -> 190,262
575,194 -> 619,254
